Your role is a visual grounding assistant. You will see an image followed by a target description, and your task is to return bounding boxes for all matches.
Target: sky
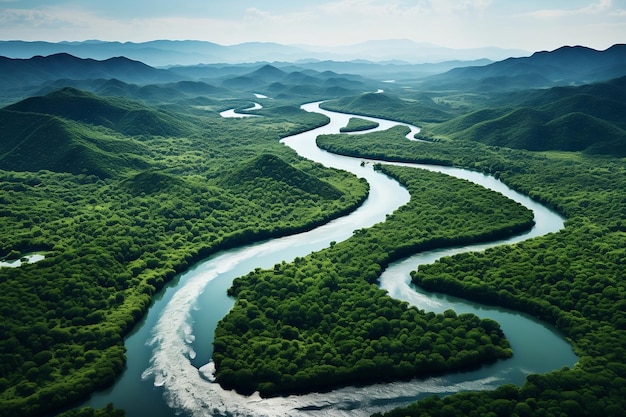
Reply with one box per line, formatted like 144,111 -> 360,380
0,0 -> 624,52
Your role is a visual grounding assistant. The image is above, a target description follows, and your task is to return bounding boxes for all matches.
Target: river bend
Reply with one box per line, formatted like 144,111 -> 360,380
85,102 -> 576,417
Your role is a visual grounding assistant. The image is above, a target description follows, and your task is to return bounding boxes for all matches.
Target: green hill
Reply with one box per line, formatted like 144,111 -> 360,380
454,107 -> 548,149
221,154 -> 343,200
430,108 -> 508,136
121,170 -> 186,195
4,87 -> 193,136
327,93 -> 452,125
432,77 -> 626,156
0,109 -> 150,177
545,112 -> 626,154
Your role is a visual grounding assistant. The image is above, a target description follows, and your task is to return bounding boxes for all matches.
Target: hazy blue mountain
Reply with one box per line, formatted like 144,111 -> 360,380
245,64 -> 289,83
278,59 -> 494,80
167,59 -> 494,84
215,64 -> 372,99
299,39 -> 527,63
0,53 -> 182,90
0,40 -> 228,67
424,44 -> 626,91
0,39 -> 526,66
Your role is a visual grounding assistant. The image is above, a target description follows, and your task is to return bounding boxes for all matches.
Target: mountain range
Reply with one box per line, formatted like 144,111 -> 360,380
2,41 -> 626,171
422,44 -> 626,90
0,53 -> 182,91
0,54 -> 383,104
0,39 -> 527,67
430,75 -> 626,156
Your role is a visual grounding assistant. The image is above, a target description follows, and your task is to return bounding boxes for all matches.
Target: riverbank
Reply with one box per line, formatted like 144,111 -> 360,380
83,102 -> 576,417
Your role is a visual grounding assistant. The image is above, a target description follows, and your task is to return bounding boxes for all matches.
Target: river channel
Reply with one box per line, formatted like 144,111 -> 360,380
85,102 -> 577,417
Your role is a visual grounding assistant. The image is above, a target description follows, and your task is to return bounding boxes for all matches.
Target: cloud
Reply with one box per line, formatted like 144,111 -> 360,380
0,7 -> 73,30
530,0 -> 614,18
0,0 -> 622,51
316,0 -> 493,18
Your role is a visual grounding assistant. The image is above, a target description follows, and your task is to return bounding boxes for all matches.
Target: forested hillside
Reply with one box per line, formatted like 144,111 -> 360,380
0,89 -> 369,417
323,92 -> 455,125
214,166 -> 534,396
428,76 -> 626,156
316,100 -> 626,415
1,43 -> 625,417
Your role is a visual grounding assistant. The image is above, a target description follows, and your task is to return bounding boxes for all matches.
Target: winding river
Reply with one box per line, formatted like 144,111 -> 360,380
84,102 -> 577,417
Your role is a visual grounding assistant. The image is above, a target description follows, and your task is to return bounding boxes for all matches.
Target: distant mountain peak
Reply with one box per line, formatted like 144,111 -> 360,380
246,64 -> 287,81
428,44 -> 626,91
0,39 -> 529,66
0,53 -> 182,89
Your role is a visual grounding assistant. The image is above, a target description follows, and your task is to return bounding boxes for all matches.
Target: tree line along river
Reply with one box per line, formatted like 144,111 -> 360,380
83,101 -> 577,417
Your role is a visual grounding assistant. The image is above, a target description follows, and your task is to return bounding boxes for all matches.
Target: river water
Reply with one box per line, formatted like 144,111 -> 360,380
84,102 -> 576,417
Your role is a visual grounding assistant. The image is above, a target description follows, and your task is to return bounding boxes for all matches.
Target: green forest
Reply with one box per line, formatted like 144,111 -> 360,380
0,90 -> 369,417
317,90 -> 626,416
214,166 -> 534,396
1,53 -> 625,417
339,117 -> 380,132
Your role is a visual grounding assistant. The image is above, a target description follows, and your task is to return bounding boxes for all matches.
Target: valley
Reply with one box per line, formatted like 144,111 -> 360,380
0,43 -> 625,417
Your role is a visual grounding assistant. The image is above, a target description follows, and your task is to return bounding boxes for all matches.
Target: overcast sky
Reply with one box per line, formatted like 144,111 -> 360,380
1,0 -> 624,51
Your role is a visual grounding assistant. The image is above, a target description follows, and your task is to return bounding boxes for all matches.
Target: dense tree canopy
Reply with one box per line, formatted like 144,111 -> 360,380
0,93 -> 367,417
316,98 -> 626,416
2,78 -> 625,417
214,166 -> 534,396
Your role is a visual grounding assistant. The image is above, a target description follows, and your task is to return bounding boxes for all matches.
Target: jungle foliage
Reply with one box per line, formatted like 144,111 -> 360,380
339,117 -> 380,132
322,92 -> 455,126
428,76 -> 626,156
316,95 -> 626,416
213,166 -> 534,396
0,89 -> 368,417
2,57 -> 625,417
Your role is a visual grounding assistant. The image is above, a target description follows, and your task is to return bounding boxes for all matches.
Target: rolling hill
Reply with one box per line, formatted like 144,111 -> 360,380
29,78 -> 230,106
221,153 -> 343,200
0,87 -> 206,177
325,92 -> 453,125
432,76 -> 626,156
0,109 -> 150,177
4,87 -> 193,136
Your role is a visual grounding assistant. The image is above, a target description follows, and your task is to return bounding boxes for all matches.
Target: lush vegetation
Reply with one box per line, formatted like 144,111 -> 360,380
322,92 -> 455,126
2,53 -> 625,417
0,89 -> 369,417
317,94 -> 626,416
56,404 -> 124,417
427,76 -> 626,156
213,165 -> 534,396
340,117 -> 379,132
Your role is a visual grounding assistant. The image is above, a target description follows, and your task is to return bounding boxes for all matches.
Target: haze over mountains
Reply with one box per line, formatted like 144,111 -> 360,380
1,40 -> 625,176
2,43 -> 624,102
423,44 -> 626,91
0,39 -> 527,67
